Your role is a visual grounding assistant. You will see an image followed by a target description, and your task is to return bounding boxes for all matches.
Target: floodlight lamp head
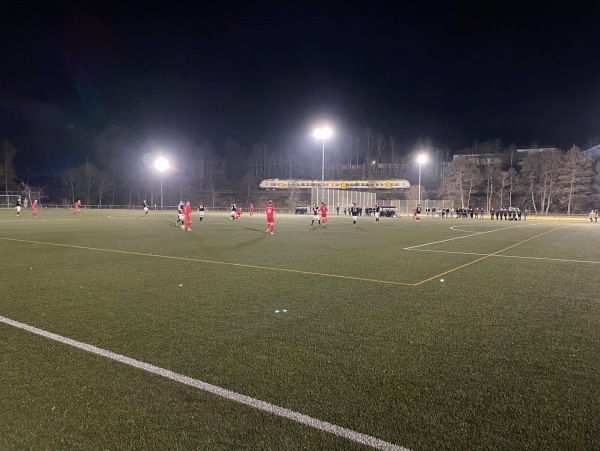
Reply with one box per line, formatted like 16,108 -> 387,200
417,154 -> 427,164
313,127 -> 332,140
154,157 -> 170,172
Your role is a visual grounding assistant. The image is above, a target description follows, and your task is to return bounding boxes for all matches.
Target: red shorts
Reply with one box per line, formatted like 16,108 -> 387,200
266,216 -> 274,223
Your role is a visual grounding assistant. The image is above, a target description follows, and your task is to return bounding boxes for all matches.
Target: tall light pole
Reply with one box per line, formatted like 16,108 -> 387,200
154,157 -> 169,209
417,154 -> 427,207
313,126 -> 332,202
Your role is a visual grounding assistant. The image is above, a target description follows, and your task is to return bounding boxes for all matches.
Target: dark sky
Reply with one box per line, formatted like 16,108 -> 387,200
2,2 -> 600,173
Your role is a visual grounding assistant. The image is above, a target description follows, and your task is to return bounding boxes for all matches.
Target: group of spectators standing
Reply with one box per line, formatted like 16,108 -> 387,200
421,206 -> 529,221
490,208 -> 527,221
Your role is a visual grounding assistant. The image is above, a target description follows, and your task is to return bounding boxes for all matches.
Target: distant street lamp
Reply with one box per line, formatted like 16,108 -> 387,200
417,154 -> 427,207
313,126 -> 332,202
154,157 -> 170,209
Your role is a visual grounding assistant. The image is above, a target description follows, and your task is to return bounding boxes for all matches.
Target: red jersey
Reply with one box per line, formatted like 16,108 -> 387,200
265,205 -> 275,219
249,204 -> 254,212
183,204 -> 192,218
319,204 -> 328,217
32,201 -> 38,211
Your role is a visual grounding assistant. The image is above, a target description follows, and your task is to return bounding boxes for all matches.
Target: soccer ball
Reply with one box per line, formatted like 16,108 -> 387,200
181,224 -> 186,230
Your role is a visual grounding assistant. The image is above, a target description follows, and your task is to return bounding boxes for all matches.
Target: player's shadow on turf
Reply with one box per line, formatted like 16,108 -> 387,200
235,236 -> 265,248
243,227 -> 268,234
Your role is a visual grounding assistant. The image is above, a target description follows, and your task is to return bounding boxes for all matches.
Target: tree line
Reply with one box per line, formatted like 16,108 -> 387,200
1,132 -> 599,212
439,140 -> 598,214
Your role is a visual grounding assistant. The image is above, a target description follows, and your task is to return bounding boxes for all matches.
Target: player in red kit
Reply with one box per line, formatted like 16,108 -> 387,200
74,199 -> 81,214
319,202 -> 328,225
249,203 -> 254,216
32,199 -> 38,217
183,201 -> 192,231
265,200 -> 276,234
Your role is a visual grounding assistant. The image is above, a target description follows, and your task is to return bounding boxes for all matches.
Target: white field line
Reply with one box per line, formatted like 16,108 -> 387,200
0,315 -> 409,451
403,222 -> 541,250
406,248 -> 600,264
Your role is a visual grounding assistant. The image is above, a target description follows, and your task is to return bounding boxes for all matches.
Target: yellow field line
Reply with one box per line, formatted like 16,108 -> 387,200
411,224 -> 574,286
0,237 -> 414,287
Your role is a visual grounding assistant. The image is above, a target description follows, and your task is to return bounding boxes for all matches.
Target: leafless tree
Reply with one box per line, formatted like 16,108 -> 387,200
439,159 -> 479,208
63,168 -> 79,204
0,139 -> 18,196
560,145 -> 593,213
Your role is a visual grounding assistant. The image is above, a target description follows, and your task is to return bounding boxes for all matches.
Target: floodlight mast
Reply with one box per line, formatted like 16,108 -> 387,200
154,157 -> 170,209
416,154 -> 427,207
313,127 -> 332,202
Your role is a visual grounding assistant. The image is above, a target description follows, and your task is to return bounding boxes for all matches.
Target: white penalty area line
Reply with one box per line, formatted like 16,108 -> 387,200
0,315 -> 409,451
403,222 -> 542,250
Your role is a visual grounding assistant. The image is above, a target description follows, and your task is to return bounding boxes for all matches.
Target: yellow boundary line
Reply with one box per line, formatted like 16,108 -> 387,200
0,224 -> 574,288
0,237 -> 414,287
411,224 -> 574,286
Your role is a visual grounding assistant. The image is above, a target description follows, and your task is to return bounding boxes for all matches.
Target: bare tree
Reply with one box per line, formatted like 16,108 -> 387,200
388,134 -> 398,168
483,159 -> 500,212
560,145 -> 593,213
0,139 -> 18,196
374,132 -> 387,172
540,150 -> 562,213
96,171 -> 113,206
521,154 -> 540,213
363,127 -> 373,178
21,181 -> 48,205
439,159 -> 479,208
63,168 -> 79,204
80,161 -> 99,205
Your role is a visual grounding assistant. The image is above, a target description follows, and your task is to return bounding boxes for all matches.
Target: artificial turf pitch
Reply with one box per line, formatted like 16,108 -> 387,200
0,209 -> 598,450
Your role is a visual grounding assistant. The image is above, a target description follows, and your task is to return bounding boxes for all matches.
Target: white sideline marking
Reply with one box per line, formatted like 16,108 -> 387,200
0,315 -> 409,451
405,248 -> 600,264
404,223 -> 541,250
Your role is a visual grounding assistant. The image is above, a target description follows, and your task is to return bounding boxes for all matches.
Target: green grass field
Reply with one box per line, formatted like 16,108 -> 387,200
1,208 -> 598,450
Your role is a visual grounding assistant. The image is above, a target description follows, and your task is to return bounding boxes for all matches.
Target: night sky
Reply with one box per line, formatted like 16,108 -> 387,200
2,2 -> 599,174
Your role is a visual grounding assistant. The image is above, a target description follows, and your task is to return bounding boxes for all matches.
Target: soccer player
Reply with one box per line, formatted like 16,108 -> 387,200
249,203 -> 254,216
230,203 -> 237,220
74,199 -> 81,214
319,202 -> 328,225
15,197 -> 21,216
142,200 -> 149,215
350,203 -> 359,226
265,200 -> 276,234
176,200 -> 184,225
183,201 -> 192,231
198,204 -> 205,222
236,207 -> 242,219
32,199 -> 38,217
375,204 -> 381,222
311,204 -> 320,226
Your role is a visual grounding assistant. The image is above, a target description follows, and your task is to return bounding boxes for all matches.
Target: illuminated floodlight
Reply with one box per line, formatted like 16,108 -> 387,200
154,156 -> 170,172
154,157 -> 170,209
313,126 -> 332,140
313,126 -> 333,202
417,154 -> 427,164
